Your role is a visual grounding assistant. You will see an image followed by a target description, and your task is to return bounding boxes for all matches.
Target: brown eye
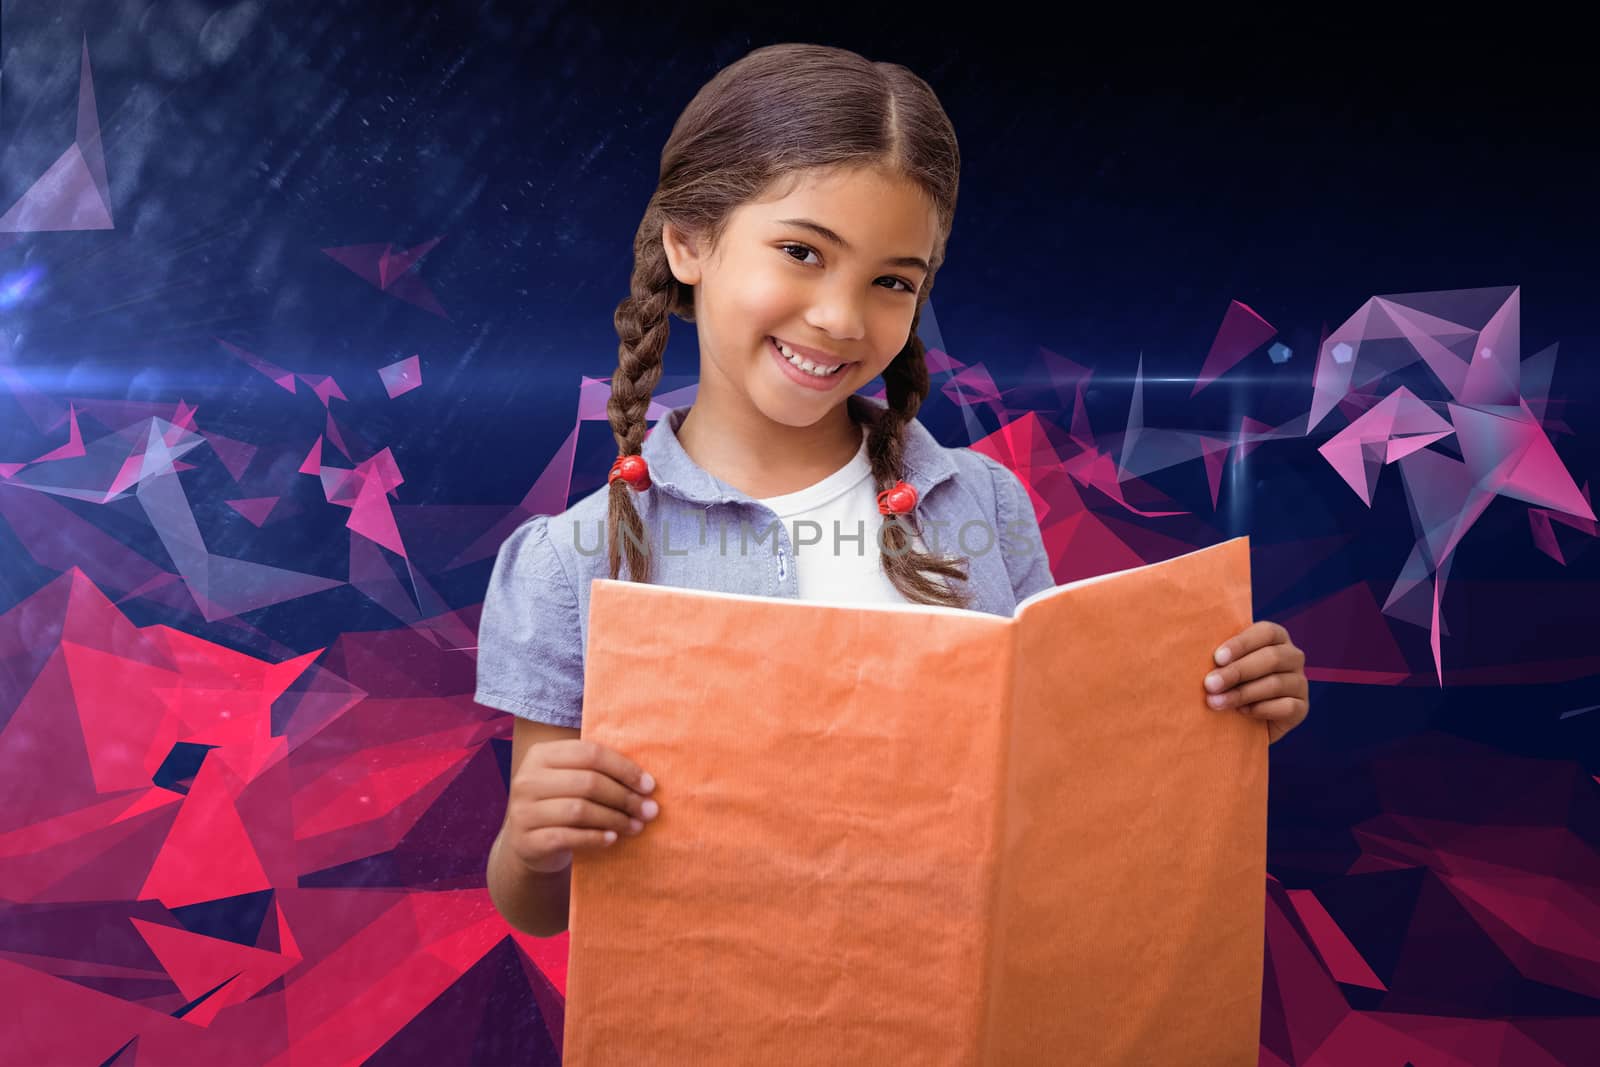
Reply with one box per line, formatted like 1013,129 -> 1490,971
780,243 -> 917,294
778,242 -> 819,265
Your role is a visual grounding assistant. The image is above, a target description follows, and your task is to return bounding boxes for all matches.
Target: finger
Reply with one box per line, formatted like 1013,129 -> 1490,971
1213,620 -> 1291,667
1206,670 -> 1305,710
521,825 -> 623,859
1204,642 -> 1304,693
1238,694 -> 1306,721
527,795 -> 645,838
525,738 -> 656,796
1242,697 -> 1309,744
519,767 -> 659,822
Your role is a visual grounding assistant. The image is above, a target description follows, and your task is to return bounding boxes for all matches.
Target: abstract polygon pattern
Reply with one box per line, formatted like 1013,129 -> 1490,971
322,238 -> 449,318
0,38 -> 113,237
1309,287 -> 1593,682
379,355 -> 422,399
0,571 -> 566,1064
2,285 -> 1596,1063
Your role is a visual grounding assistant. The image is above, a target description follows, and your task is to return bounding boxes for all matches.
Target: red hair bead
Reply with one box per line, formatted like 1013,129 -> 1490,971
608,454 -> 651,491
876,480 -> 918,516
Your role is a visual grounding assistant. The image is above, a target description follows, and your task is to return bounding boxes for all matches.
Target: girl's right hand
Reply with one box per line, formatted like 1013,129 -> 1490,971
505,738 -> 660,874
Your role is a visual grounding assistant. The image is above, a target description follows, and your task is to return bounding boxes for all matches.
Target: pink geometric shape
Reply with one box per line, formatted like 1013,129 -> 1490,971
131,425 -> 345,620
379,355 -> 422,399
318,465 -> 360,507
349,535 -> 421,622
1393,447 -> 1495,574
170,399 -> 199,432
264,900 -> 303,957
1284,889 -> 1387,991
1442,872 -> 1600,995
1459,287 -> 1521,406
0,146 -> 113,233
1237,416 -> 1276,460
346,464 -> 406,557
364,446 -> 404,496
136,752 -> 271,910
1191,300 -> 1277,396
129,916 -> 298,1027
1260,885 -> 1350,1063
1310,287 -> 1519,433
1370,297 -> 1475,398
75,38 -> 112,209
325,411 -> 352,460
46,648 -> 170,803
322,238 -> 448,318
293,744 -> 466,840
298,373 -> 347,408
941,363 -> 1002,406
1385,430 -> 1452,463
1449,400 -> 1595,520
1316,387 -> 1455,505
1275,582 -> 1414,684
0,568 -> 554,1062
0,40 -> 113,234
200,430 -> 257,482
217,338 -> 296,394
225,497 -> 278,527
33,404 -> 85,463
1200,435 -> 1231,509
1529,510 -> 1567,564
923,346 -> 962,376
1528,483 -> 1597,565
1522,341 -> 1560,422
376,237 -> 441,288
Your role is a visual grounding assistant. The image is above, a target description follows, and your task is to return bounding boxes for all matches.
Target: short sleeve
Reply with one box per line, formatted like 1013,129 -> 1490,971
984,455 -> 1055,606
474,515 -> 586,727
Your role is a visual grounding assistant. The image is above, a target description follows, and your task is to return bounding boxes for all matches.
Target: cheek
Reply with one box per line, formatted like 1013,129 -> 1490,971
727,267 -> 802,331
868,313 -> 916,364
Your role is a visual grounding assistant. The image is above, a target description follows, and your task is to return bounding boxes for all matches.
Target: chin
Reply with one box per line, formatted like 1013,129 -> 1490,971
756,395 -> 834,427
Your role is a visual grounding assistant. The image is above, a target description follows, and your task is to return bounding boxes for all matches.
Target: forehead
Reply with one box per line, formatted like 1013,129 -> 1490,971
738,166 -> 938,248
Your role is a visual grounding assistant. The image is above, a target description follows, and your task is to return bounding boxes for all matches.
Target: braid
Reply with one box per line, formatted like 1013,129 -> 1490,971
606,205 -> 675,583
866,294 -> 975,609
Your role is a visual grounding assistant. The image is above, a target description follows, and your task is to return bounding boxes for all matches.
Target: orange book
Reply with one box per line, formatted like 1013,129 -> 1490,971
566,535 -> 1264,1065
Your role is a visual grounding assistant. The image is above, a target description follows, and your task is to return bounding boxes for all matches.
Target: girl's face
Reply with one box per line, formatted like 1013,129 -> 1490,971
662,165 -> 939,428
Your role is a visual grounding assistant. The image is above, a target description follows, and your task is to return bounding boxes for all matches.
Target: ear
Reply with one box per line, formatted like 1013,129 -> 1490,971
660,221 -> 705,287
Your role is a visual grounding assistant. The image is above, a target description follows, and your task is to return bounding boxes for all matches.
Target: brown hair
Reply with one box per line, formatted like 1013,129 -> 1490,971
606,42 -> 972,608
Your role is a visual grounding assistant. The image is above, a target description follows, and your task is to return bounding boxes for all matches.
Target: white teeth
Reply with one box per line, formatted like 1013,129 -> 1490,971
775,339 -> 845,377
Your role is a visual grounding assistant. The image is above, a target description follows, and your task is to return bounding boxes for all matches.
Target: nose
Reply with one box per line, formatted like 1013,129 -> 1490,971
802,275 -> 867,342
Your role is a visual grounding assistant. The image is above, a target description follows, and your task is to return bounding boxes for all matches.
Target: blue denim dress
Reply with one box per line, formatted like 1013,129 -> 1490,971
474,393 -> 1054,727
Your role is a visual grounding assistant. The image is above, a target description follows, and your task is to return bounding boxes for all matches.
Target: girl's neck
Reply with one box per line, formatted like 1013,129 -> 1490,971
676,395 -> 867,500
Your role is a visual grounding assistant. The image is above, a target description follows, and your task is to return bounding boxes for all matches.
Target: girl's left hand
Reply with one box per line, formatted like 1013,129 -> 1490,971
1202,621 -> 1309,744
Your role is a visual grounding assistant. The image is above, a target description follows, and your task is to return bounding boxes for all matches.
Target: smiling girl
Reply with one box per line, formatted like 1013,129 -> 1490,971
478,42 -> 1309,940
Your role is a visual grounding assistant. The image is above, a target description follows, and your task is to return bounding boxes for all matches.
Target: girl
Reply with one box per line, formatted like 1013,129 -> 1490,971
479,43 -> 1310,939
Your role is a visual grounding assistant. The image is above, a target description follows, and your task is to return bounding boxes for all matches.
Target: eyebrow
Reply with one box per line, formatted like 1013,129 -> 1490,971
773,217 -> 930,274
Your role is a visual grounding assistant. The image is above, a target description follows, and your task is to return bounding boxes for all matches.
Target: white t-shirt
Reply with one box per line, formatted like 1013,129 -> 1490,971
753,425 -> 939,605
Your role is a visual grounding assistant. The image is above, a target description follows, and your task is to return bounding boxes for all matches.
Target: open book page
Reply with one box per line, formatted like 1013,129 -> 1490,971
981,534 -> 1264,1064
1013,535 -> 1253,618
566,582 -> 1014,1064
564,535 -> 1265,1064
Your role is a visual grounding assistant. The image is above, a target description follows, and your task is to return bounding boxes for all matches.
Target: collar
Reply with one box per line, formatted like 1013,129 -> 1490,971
639,392 -> 960,508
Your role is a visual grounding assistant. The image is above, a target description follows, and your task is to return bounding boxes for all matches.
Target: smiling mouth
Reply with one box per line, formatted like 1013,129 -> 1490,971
769,336 -> 856,376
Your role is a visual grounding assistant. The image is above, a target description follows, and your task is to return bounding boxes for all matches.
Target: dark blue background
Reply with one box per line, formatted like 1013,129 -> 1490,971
2,4 -> 1599,1049
3,9 -> 1595,764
